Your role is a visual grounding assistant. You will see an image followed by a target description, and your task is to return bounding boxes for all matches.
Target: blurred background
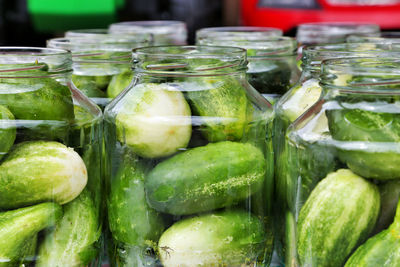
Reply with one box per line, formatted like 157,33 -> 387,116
1,0 -> 400,46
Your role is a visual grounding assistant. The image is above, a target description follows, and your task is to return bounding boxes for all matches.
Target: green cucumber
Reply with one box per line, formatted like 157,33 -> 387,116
186,76 -> 253,142
327,108 -> 400,179
374,180 -> 400,234
0,105 -> 15,161
285,211 -> 299,267
0,203 -> 62,266
158,210 -> 267,267
297,169 -> 380,267
14,234 -> 37,266
0,141 -> 87,209
115,83 -> 192,158
145,141 -> 266,215
345,198 -> 400,267
37,190 -> 100,267
108,154 -> 165,246
279,79 -> 322,123
106,70 -> 133,98
72,75 -> 108,98
0,77 -> 74,121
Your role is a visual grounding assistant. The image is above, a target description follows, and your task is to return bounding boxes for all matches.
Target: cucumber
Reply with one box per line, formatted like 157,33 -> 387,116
186,76 -> 252,142
72,75 -> 108,98
297,169 -> 380,267
145,141 -> 266,215
0,77 -> 74,121
345,198 -> 400,267
0,105 -> 15,160
16,234 -> 37,266
37,190 -> 100,267
279,79 -> 322,123
158,210 -> 267,267
0,141 -> 87,209
327,108 -> 400,179
114,83 -> 192,158
374,180 -> 400,234
0,203 -> 62,265
108,154 -> 165,246
106,69 -> 134,98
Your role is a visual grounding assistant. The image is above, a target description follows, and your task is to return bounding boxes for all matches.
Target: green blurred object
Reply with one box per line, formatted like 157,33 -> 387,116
27,0 -> 122,33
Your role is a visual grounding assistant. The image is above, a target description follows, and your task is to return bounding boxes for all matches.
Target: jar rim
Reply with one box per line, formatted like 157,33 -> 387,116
0,47 -> 70,57
109,20 -> 186,34
0,47 -> 72,76
65,28 -> 109,37
197,36 -> 297,57
48,36 -> 151,50
47,37 -> 150,65
347,35 -> 400,43
132,45 -> 248,76
302,43 -> 400,67
297,22 -> 380,44
321,57 -> 400,92
196,26 -> 283,37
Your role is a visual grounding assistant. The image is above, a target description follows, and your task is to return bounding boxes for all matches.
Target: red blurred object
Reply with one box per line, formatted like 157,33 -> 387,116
241,0 -> 400,32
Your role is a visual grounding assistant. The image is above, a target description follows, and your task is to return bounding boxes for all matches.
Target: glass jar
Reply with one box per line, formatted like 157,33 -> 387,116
109,20 -> 187,45
196,31 -> 298,98
296,22 -> 380,46
47,35 -> 151,108
104,46 -> 274,267
0,47 -> 102,266
278,57 -> 400,267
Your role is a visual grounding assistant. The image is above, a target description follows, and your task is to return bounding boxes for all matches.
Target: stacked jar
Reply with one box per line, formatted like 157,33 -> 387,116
0,48 -> 102,265
196,27 -> 298,103
104,46 -> 275,266
279,57 -> 400,266
47,34 -> 151,108
109,21 -> 188,45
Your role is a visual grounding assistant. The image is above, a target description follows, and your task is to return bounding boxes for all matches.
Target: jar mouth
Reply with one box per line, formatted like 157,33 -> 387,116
302,43 -> 400,69
321,57 -> 400,93
132,45 -> 248,76
297,22 -> 380,44
196,26 -> 283,38
0,47 -> 72,77
197,36 -> 296,57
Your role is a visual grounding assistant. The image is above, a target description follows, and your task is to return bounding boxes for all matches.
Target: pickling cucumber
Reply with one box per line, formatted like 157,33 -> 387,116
297,169 -> 380,267
0,141 -> 87,209
158,210 -> 267,267
145,141 -> 266,215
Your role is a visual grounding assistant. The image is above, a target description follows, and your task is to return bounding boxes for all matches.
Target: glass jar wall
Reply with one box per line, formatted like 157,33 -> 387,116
0,47 -> 102,266
278,57 -> 400,267
104,46 -> 274,266
196,29 -> 298,100
47,35 -> 151,108
109,21 -> 187,45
